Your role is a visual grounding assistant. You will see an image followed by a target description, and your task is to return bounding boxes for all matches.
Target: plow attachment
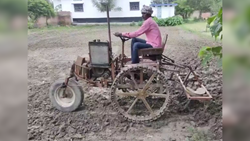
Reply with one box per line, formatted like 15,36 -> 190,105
160,56 -> 212,101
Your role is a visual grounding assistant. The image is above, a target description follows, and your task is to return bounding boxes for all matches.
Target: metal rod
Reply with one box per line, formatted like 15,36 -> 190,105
121,41 -> 125,67
106,4 -> 112,48
111,62 -> 115,80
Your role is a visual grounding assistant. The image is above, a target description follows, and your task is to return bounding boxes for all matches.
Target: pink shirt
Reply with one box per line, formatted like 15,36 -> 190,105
122,17 -> 162,48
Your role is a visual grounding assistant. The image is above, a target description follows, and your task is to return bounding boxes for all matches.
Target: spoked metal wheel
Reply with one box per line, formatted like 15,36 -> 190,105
111,65 -> 171,123
49,79 -> 84,112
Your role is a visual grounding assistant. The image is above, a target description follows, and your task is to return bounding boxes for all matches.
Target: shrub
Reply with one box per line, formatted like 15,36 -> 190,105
165,16 -> 184,26
28,21 -> 34,29
137,21 -> 143,26
130,21 -> 136,26
193,17 -> 201,22
153,16 -> 158,22
152,17 -> 165,26
138,16 -> 184,27
156,19 -> 166,26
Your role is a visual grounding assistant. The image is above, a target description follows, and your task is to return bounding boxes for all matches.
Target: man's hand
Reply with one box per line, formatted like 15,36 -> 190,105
114,32 -> 122,37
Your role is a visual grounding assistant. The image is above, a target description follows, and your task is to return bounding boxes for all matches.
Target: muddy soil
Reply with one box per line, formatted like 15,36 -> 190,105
28,26 -> 222,141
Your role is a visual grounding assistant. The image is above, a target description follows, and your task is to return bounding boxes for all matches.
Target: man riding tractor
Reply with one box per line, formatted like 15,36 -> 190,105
115,5 -> 162,64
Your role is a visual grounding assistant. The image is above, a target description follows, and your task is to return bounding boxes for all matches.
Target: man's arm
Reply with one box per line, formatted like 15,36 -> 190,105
122,21 -> 150,38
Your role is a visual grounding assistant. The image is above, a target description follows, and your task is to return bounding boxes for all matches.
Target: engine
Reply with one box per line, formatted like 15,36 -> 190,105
74,39 -> 113,82
91,68 -> 111,79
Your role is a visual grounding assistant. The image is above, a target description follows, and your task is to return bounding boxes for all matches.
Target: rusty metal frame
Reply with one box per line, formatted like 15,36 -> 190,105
63,3 -> 213,102
176,73 -> 212,101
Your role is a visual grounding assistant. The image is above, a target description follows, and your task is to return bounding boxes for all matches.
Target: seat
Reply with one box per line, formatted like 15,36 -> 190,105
138,34 -> 168,60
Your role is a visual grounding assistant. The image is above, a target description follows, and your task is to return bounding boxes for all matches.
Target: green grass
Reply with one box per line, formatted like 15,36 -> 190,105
180,21 -> 213,38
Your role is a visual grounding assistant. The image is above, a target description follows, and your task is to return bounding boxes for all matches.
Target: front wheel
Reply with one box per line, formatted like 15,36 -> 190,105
49,79 -> 84,112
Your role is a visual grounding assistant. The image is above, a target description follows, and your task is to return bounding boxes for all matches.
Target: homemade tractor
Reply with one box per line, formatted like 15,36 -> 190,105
49,34 -> 212,123
49,3 -> 212,123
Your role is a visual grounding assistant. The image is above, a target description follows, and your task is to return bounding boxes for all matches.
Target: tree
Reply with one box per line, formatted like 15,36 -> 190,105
55,4 -> 62,12
187,0 -> 213,19
175,0 -> 194,19
210,0 -> 222,15
91,0 -> 122,47
28,0 -> 56,26
91,0 -> 122,12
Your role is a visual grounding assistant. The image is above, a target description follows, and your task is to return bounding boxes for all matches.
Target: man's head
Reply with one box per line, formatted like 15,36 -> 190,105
141,5 -> 153,20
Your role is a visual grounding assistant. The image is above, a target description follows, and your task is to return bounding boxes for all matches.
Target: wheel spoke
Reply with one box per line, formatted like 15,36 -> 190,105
117,84 -> 131,89
129,72 -> 139,89
143,73 -> 156,92
141,98 -> 154,115
116,92 -> 138,97
149,93 -> 168,98
126,97 -> 138,114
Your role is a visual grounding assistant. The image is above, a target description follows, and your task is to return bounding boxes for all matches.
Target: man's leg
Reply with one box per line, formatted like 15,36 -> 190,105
131,38 -> 146,57
131,42 -> 152,64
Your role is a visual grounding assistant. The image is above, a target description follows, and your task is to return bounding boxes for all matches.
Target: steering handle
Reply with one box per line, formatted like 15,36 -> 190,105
120,36 -> 131,42
114,34 -> 131,42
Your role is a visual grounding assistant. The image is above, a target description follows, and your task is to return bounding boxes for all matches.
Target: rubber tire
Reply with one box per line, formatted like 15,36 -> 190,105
49,79 -> 84,112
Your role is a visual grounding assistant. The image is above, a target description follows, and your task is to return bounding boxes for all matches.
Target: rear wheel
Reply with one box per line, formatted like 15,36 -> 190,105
111,65 -> 171,123
49,79 -> 84,112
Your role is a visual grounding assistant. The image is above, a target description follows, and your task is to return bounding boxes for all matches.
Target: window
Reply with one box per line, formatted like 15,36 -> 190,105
74,4 -> 83,12
130,2 -> 139,11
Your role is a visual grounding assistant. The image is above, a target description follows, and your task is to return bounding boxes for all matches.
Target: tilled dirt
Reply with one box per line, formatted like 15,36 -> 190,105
28,26 -> 222,141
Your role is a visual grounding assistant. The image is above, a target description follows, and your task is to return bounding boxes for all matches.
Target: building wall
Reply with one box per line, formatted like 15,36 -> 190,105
54,0 -> 150,18
152,7 -> 158,17
161,6 -> 175,18
53,0 -> 176,23
152,6 -> 175,19
34,12 -> 71,28
35,11 -> 72,28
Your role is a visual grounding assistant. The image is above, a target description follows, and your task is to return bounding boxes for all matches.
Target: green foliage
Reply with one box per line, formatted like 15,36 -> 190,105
137,21 -> 143,26
175,0 -> 194,19
198,46 -> 222,66
193,17 -> 201,22
153,17 -> 166,26
28,0 -> 56,21
151,16 -> 184,26
165,16 -> 184,26
207,7 -> 222,40
91,0 -> 122,12
210,0 -> 222,15
130,21 -> 136,26
55,4 -> 62,12
198,7 -> 222,66
28,21 -> 35,29
187,0 -> 213,18
153,16 -> 158,22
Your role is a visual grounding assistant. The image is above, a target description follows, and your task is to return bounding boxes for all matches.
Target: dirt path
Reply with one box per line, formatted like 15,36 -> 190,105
28,26 -> 222,141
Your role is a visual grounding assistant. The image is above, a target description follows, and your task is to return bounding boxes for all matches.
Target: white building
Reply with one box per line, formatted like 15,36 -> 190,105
151,3 -> 177,19
53,0 -> 177,23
